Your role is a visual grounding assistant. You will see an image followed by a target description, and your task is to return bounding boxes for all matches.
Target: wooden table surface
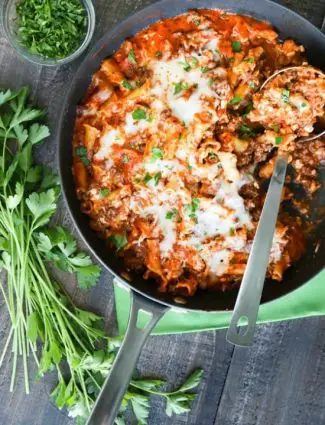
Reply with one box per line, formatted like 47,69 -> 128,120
1,0 -> 325,424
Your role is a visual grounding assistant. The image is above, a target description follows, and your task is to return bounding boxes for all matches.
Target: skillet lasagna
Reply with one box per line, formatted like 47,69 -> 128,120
73,10 -> 325,297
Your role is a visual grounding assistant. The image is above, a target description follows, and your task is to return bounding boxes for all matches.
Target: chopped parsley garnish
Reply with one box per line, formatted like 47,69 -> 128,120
301,102 -> 307,108
144,172 -> 162,185
238,124 -> 256,139
179,60 -> 191,72
132,108 -> 147,121
232,41 -> 241,52
229,95 -> 243,105
275,135 -> 283,145
244,57 -> 254,63
16,0 -> 87,59
249,81 -> 255,88
208,152 -> 217,160
270,124 -> 280,132
153,172 -> 162,185
174,82 -> 189,95
187,163 -> 193,170
128,49 -> 137,64
166,208 -> 178,220
193,16 -> 200,26
208,78 -> 216,86
241,101 -> 253,116
191,56 -> 199,66
144,173 -> 152,184
281,89 -> 290,103
155,50 -> 162,58
100,188 -> 110,197
200,66 -> 209,74
122,153 -> 129,163
122,79 -> 133,89
111,234 -> 128,250
229,227 -> 235,235
185,198 -> 200,222
75,146 -> 90,166
151,147 -> 164,161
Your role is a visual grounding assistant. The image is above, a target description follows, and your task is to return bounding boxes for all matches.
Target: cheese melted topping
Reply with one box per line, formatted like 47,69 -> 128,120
74,9 -> 303,292
91,49 -> 255,276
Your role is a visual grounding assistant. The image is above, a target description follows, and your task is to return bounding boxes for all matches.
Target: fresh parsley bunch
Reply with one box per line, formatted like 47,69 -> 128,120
0,87 -> 203,424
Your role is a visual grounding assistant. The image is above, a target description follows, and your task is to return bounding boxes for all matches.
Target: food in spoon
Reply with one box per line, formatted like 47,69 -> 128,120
249,67 -> 325,137
73,9 -> 325,297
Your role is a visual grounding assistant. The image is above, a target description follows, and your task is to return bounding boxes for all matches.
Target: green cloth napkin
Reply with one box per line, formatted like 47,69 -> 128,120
115,271 -> 325,335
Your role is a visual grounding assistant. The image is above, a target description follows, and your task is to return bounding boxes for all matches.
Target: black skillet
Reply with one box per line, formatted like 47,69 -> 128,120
58,0 -> 325,423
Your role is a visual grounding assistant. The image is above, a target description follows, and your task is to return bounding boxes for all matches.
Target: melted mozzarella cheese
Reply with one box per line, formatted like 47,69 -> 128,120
215,181 -> 252,229
124,113 -> 151,134
144,160 -> 183,177
203,249 -> 230,275
217,152 -> 241,182
193,202 -> 235,239
205,38 -> 220,51
152,58 -> 218,124
94,129 -> 124,160
141,204 -> 176,256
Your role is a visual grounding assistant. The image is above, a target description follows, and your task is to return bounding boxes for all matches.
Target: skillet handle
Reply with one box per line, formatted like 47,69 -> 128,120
226,156 -> 288,347
86,291 -> 168,425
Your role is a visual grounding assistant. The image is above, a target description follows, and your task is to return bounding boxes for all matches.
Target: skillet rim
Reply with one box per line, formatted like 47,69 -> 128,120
58,0 -> 325,313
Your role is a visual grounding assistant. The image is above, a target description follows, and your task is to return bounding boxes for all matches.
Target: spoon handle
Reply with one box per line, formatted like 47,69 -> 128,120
226,155 -> 288,347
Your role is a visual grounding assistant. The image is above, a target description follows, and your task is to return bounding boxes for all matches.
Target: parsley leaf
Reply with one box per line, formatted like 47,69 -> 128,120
154,172 -> 162,185
155,51 -> 162,58
238,124 -> 256,139
144,173 -> 152,184
100,188 -> 110,197
281,89 -> 290,103
132,108 -> 147,121
241,101 -> 253,116
270,123 -> 280,132
29,123 -> 50,145
275,135 -> 283,145
151,147 -> 164,161
122,79 -> 133,89
185,198 -> 200,221
174,82 -> 189,95
130,394 -> 150,424
111,234 -> 128,250
26,189 -> 57,228
232,41 -> 241,52
179,60 -> 191,72
200,66 -> 209,74
166,208 -> 178,220
128,49 -> 137,65
229,95 -> 243,105
122,153 -> 129,163
75,146 -> 90,165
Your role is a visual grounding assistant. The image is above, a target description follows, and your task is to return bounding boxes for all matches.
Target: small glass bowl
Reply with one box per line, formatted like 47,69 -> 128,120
2,0 -> 96,66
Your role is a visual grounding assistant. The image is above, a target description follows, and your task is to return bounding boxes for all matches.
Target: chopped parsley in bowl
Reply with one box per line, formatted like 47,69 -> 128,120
3,0 -> 95,66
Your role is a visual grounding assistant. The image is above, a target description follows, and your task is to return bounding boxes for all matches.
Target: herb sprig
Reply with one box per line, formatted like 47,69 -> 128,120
0,87 -> 204,424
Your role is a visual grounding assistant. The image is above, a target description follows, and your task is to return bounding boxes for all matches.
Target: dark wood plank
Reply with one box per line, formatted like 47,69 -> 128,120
215,317 -> 325,425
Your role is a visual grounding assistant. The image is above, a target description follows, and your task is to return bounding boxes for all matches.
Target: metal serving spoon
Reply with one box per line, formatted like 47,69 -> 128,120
226,65 -> 325,347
